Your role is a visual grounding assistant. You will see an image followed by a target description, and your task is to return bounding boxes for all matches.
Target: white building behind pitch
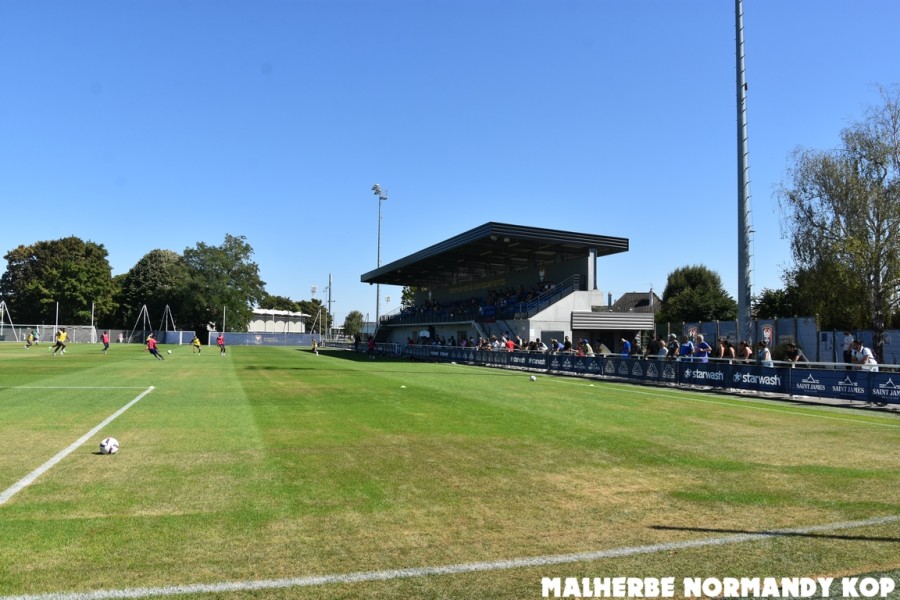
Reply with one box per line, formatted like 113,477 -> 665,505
248,309 -> 308,334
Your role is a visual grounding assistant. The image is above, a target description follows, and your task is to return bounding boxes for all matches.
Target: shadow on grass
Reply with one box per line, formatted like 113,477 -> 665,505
649,525 -> 900,543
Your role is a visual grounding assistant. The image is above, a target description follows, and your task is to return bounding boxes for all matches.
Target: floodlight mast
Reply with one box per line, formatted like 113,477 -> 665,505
372,184 -> 388,327
735,0 -> 753,345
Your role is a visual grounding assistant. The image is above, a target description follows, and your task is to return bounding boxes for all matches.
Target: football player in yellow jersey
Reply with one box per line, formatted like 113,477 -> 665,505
51,328 -> 68,356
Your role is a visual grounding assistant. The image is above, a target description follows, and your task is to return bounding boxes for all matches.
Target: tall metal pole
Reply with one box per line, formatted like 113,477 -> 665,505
735,0 -> 753,345
372,184 -> 388,326
327,273 -> 333,339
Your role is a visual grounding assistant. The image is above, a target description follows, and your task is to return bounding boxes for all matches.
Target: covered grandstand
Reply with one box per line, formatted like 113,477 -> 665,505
361,222 -> 654,351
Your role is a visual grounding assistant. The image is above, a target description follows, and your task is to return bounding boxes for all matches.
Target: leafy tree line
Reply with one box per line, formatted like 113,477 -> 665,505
657,87 -> 900,362
0,234 -> 333,336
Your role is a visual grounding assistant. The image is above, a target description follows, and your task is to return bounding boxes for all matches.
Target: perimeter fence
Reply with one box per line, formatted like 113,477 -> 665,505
332,341 -> 899,407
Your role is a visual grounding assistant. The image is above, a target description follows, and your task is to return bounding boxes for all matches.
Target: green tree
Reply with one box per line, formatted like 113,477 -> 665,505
782,261 -> 868,331
753,288 -> 793,320
259,293 -> 301,312
656,265 -> 737,324
181,234 -> 266,332
778,86 -> 900,358
0,236 -> 116,324
298,298 -> 330,336
343,310 -> 364,338
401,286 -> 418,308
116,249 -> 190,329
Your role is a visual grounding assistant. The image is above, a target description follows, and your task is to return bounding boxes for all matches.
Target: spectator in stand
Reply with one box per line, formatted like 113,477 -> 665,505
722,339 -> 736,362
666,334 -> 680,360
631,337 -> 643,359
785,342 -> 808,365
852,339 -> 879,372
678,335 -> 694,362
582,339 -> 595,357
738,340 -> 753,363
843,331 -> 855,366
757,340 -> 773,367
694,334 -> 713,364
563,336 -> 573,353
620,337 -> 631,358
657,336 -> 669,359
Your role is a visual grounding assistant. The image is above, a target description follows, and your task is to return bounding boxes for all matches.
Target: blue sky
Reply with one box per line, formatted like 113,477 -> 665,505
1,0 -> 898,326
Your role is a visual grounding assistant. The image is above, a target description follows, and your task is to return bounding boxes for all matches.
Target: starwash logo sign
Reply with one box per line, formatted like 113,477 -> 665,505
732,371 -> 782,387
683,368 -> 725,382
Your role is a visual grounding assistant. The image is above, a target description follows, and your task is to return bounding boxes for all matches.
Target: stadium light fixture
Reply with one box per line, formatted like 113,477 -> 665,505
372,184 -> 388,325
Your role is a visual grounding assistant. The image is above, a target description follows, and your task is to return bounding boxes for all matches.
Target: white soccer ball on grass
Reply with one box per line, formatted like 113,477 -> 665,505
167,350 -> 172,354
530,375 -> 537,381
99,437 -> 120,455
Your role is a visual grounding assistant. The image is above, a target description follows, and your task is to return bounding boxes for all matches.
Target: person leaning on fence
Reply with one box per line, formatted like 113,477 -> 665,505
723,339 -> 736,361
738,340 -> 753,363
656,336 -> 669,359
785,342 -> 808,365
581,339 -> 595,357
852,339 -> 879,372
694,334 -> 712,363
678,335 -> 694,362
666,334 -> 679,360
757,340 -> 773,367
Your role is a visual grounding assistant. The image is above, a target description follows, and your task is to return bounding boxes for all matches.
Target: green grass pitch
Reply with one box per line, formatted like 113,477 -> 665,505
1,342 -> 898,599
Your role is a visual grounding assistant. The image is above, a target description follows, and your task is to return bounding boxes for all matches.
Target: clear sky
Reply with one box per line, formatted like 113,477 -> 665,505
2,0 -> 898,326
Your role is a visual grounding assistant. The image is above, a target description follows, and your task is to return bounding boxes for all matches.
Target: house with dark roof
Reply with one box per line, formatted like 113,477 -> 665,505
609,291 -> 663,314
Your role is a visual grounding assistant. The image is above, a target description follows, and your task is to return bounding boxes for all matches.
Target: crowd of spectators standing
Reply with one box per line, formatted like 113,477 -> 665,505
406,332 -> 612,357
404,331 -> 827,368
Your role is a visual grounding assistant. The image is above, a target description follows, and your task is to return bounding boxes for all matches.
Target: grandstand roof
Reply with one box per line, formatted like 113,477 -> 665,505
361,222 -> 628,288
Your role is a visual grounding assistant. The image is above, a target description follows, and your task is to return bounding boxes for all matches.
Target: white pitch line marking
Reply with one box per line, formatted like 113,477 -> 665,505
1,514 -> 897,600
0,386 -> 155,506
0,386 -> 150,389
